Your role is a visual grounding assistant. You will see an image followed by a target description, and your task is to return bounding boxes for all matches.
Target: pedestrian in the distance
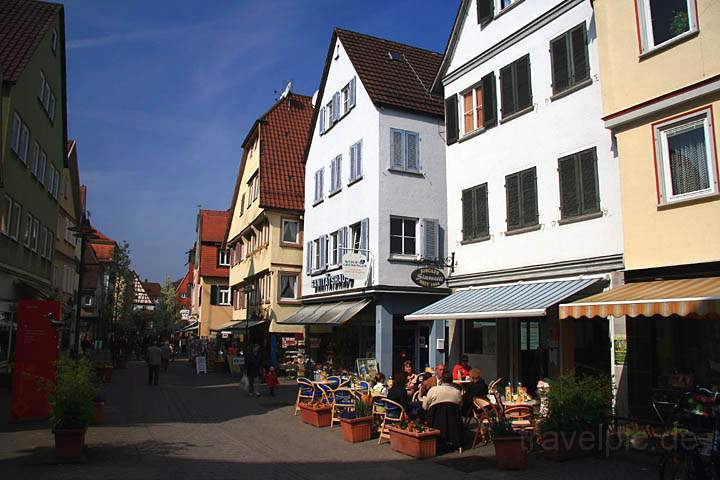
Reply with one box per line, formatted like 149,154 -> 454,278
160,341 -> 170,372
265,366 -> 279,396
246,344 -> 262,397
147,341 -> 162,386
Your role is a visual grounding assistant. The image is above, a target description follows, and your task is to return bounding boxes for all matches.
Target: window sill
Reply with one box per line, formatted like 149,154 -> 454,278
458,127 -> 486,143
558,210 -> 603,226
639,30 -> 699,61
387,168 -> 424,178
550,78 -> 593,102
328,188 -> 342,198
505,224 -> 541,236
348,175 -> 363,187
312,199 -> 324,207
657,192 -> 719,211
460,235 -> 491,245
388,254 -> 419,264
494,0 -> 525,20
500,105 -> 534,125
278,299 -> 301,305
280,241 -> 302,249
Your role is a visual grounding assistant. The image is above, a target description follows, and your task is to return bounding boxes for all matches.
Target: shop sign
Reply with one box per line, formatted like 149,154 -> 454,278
613,336 -> 627,365
180,309 -> 190,321
411,267 -> 446,288
221,330 -> 231,339
311,273 -> 354,293
281,337 -> 298,348
342,252 -> 369,281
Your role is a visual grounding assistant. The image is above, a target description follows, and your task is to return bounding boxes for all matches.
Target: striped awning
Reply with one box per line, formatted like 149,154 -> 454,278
277,299 -> 371,325
405,278 -> 601,321
559,277 -> 720,319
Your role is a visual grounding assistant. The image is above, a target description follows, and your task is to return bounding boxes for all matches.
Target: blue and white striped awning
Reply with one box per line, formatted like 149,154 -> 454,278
405,278 -> 601,321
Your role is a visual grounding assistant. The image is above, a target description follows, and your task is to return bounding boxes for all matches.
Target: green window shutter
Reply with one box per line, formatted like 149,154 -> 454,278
481,72 -> 497,128
515,55 -> 532,111
210,285 -> 218,305
499,65 -> 515,118
475,184 -> 489,237
505,173 -> 521,230
520,168 -> 538,227
550,35 -> 570,94
559,154 -> 580,219
445,96 -> 459,145
462,188 -> 475,241
477,0 -> 494,24
571,25 -> 589,84
579,148 -> 600,214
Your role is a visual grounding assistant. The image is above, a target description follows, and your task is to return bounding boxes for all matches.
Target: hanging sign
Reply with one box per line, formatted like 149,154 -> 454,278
411,267 -> 446,288
342,252 -> 369,281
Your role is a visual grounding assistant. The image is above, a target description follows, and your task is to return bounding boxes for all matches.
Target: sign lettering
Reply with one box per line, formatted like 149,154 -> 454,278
411,267 -> 446,288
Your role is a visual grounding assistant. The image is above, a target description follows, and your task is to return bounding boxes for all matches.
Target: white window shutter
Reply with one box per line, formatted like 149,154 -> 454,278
360,218 -> 369,251
336,155 -> 342,189
349,144 -> 356,180
391,130 -> 404,168
319,107 -> 326,134
332,93 -> 340,121
305,242 -> 312,273
420,218 -> 439,260
320,234 -> 328,270
406,132 -> 419,171
356,140 -> 362,176
339,227 -> 348,262
320,169 -> 324,197
349,77 -> 356,108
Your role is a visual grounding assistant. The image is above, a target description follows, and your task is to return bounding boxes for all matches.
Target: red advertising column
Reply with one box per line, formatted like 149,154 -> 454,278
10,300 -> 61,421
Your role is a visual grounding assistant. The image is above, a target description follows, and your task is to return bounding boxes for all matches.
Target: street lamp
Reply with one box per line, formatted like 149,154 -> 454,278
70,216 -> 98,358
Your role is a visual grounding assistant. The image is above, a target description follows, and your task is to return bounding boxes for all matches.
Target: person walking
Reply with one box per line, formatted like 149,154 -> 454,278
246,344 -> 262,397
160,341 -> 171,372
147,341 -> 162,386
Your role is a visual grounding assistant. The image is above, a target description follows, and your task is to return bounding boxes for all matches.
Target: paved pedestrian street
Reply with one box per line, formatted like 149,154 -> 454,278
1,361 -> 657,480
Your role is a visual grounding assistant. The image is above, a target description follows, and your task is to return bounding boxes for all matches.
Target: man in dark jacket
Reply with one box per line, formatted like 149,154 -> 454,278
245,344 -> 262,397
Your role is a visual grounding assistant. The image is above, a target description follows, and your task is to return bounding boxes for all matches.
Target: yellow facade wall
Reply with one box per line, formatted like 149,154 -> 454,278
198,276 -> 232,338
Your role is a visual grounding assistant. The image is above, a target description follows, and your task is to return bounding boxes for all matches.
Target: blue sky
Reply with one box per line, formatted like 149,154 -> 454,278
63,0 -> 457,282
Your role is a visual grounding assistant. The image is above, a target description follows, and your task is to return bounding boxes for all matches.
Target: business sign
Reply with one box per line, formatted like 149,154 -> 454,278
180,309 -> 190,321
311,273 -> 354,293
411,267 -> 446,288
342,252 -> 369,281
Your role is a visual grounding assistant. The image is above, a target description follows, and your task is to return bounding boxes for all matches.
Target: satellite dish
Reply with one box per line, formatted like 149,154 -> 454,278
280,81 -> 292,99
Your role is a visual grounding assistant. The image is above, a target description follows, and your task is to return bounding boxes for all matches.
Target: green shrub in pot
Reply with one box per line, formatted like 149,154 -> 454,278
540,373 -> 613,435
48,357 -> 99,431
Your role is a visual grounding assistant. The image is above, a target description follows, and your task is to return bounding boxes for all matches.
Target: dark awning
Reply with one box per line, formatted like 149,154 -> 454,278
277,299 -> 371,325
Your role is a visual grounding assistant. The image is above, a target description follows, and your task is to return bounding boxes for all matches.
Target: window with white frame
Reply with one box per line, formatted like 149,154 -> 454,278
218,249 -> 230,266
654,108 -> 718,204
31,218 -> 39,253
462,85 -> 485,136
350,222 -> 361,253
319,77 -> 356,134
349,140 -> 363,182
218,286 -> 231,305
30,142 -> 40,177
45,230 -> 54,260
314,168 -> 324,204
282,219 -> 299,244
10,113 -> 30,163
330,155 -> 342,193
23,212 -> 32,248
38,150 -> 47,186
279,273 -> 298,300
313,238 -> 321,270
390,129 -> 420,172
390,217 -> 417,255
636,0 -> 698,53
52,166 -> 60,199
329,230 -> 340,266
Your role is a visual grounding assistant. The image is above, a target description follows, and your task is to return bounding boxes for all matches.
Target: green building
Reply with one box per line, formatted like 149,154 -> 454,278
0,0 -> 68,378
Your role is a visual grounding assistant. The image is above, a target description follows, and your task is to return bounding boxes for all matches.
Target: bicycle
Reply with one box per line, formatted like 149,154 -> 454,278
659,387 -> 720,480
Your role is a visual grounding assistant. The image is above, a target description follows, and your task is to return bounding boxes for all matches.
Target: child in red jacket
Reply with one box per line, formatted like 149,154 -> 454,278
265,366 -> 279,396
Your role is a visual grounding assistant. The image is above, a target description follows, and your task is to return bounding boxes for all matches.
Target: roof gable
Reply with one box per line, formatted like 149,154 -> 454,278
199,209 -> 229,243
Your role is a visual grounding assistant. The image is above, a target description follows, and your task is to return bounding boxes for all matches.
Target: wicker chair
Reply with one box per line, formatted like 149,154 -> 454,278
504,405 -> 535,432
294,377 -> 316,415
326,376 -> 342,389
471,397 -> 500,448
377,398 -> 406,445
331,388 -> 360,427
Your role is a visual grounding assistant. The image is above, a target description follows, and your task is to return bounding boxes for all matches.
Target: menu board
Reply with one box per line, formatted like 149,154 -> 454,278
356,358 -> 378,380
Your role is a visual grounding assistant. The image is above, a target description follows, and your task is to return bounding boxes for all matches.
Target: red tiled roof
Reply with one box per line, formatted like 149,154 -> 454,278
89,228 -> 116,263
199,244 -> 228,278
141,282 -> 162,301
336,29 -> 444,117
0,0 -> 62,83
199,209 -> 229,243
258,93 -> 313,211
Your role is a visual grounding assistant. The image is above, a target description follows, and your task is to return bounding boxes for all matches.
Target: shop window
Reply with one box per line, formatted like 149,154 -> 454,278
636,0 -> 697,53
464,320 -> 496,355
520,320 -> 540,351
390,217 -> 417,256
558,147 -> 600,220
654,108 -> 718,205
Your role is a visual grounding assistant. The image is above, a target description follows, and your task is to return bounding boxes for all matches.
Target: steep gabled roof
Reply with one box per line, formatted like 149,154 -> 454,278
89,228 -> 117,263
0,0 -> 62,83
198,243 -> 229,278
141,281 -> 162,302
430,0 -> 470,93
198,209 -> 229,243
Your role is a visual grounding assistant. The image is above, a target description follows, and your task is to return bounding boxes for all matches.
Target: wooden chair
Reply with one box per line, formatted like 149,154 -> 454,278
294,377 -> 316,415
331,388 -> 359,427
471,397 -> 500,448
377,398 -> 405,445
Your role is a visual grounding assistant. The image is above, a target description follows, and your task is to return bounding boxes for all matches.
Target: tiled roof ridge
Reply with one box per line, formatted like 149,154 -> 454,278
259,92 -> 313,123
335,28 -> 443,57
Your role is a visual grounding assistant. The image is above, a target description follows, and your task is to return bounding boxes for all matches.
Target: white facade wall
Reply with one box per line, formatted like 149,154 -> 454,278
443,0 -> 623,278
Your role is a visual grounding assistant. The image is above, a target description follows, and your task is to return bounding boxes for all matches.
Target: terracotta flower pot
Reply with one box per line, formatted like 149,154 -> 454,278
54,428 -> 87,460
93,401 -> 105,424
340,416 -> 373,443
299,404 -> 333,428
388,426 -> 440,459
494,436 -> 527,469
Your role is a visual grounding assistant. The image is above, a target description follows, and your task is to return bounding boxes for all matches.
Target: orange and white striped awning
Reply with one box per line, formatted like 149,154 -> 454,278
559,277 -> 720,320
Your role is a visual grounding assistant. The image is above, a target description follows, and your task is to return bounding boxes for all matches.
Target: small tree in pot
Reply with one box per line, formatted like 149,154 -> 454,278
48,357 -> 99,460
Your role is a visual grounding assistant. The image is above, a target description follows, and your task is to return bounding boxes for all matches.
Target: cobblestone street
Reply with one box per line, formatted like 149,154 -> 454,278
0,361 -> 658,480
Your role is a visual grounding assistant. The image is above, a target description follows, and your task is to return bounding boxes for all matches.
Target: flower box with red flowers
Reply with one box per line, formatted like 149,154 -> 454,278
298,402 -> 333,428
388,421 -> 440,459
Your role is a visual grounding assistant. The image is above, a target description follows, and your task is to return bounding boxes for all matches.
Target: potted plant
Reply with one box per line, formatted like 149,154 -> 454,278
491,418 -> 527,470
48,357 -> 98,460
93,395 -> 106,424
339,399 -> 373,443
298,401 -> 333,428
540,374 -> 613,461
388,420 -> 441,459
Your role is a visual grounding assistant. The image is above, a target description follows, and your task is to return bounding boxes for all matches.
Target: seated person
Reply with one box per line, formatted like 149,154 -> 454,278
420,363 -> 445,399
452,355 -> 471,381
371,373 -> 388,396
402,360 -> 418,394
389,371 -> 423,420
462,368 -> 489,417
423,371 -> 462,411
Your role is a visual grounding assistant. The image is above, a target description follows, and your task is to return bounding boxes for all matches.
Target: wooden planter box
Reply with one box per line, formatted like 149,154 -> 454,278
340,416 -> 373,443
494,436 -> 527,470
542,431 -> 596,461
299,404 -> 333,428
388,426 -> 440,459
54,428 -> 87,460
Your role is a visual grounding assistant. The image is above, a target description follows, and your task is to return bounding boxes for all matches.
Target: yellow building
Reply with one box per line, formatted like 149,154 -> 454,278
560,0 -> 720,417
225,92 -> 313,364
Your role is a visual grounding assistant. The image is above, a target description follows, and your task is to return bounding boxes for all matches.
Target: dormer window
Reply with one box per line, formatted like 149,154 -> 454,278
388,51 -> 403,61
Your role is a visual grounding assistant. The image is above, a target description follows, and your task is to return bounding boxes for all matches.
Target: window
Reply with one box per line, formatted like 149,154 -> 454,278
462,85 -> 484,135
314,168 -> 324,204
464,320 -> 497,355
350,222 -> 362,253
390,129 -> 420,172
329,230 -> 340,265
246,174 -> 259,206
23,212 -> 33,248
52,166 -> 60,199
31,218 -> 39,252
45,230 -> 54,259
218,286 -> 231,305
19,123 -> 30,163
500,55 -> 532,118
1,195 -> 11,237
313,238 -> 321,270
239,194 -> 245,216
654,108 -> 718,204
218,249 -> 230,266
637,0 -> 698,53
558,147 -> 600,220
551,24 -> 590,95
390,217 -> 417,255
10,202 -> 21,241
83,295 -> 94,307
520,320 -> 540,351
279,273 -> 298,300
349,140 -> 363,182
51,29 -> 58,54
65,218 -> 76,244
505,167 -> 538,231
42,83 -> 51,111
48,93 -> 56,121
330,155 -> 342,193
38,150 -> 47,185
341,84 -> 350,114
319,77 -> 356,135
282,219 -> 299,244
9,113 -> 21,156
462,183 -> 489,241
38,72 -> 46,100
40,226 -> 48,258
326,100 -> 335,129
30,142 -> 40,177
